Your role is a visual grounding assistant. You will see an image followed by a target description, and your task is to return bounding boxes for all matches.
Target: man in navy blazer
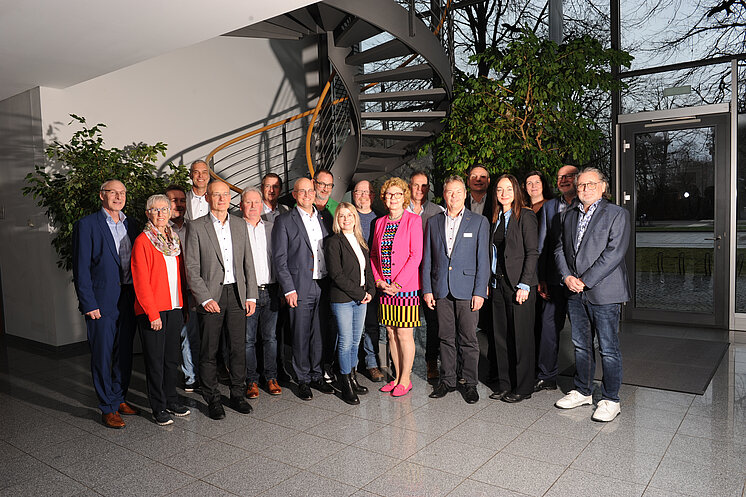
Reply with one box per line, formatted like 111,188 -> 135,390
554,167 -> 630,422
272,177 -> 335,401
422,176 -> 490,404
534,165 -> 578,392
72,179 -> 140,429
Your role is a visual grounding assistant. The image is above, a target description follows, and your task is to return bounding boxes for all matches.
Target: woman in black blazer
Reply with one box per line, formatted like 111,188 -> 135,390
490,174 -> 539,403
325,202 -> 376,405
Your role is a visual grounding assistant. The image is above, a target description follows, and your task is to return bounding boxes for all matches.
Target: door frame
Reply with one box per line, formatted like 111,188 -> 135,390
616,105 -> 731,329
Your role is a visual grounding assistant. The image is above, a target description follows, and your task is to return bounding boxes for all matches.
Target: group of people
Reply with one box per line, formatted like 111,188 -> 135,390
72,159 -> 630,429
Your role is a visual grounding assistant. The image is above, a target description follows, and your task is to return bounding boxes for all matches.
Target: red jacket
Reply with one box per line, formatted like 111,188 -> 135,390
132,232 -> 187,321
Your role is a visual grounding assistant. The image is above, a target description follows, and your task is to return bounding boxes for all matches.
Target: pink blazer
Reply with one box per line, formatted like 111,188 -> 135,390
371,210 -> 423,293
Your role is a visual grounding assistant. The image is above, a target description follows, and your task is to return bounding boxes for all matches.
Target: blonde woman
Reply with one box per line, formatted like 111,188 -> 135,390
325,203 -> 376,405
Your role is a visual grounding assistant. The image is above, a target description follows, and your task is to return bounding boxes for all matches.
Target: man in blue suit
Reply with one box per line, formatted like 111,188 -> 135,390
72,179 -> 140,429
554,167 -> 630,422
272,177 -> 334,401
422,176 -> 490,404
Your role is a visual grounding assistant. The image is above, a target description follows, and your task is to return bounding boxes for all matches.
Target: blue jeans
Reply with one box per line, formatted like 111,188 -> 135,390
245,286 -> 279,383
331,300 -> 367,375
566,295 -> 622,402
180,309 -> 199,384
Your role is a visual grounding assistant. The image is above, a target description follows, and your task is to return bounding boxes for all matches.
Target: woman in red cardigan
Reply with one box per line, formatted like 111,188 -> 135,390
132,194 -> 190,426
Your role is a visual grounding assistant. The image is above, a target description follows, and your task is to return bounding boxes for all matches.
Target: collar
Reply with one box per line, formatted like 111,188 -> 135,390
578,199 -> 602,214
209,211 -> 230,225
191,188 -> 206,199
102,207 -> 126,224
445,207 -> 465,220
296,205 -> 318,219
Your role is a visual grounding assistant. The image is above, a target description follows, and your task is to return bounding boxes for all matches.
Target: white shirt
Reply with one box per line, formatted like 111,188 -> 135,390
210,212 -> 236,286
186,189 -> 209,220
297,206 -> 327,279
163,254 -> 181,309
444,208 -> 465,258
246,219 -> 273,286
344,233 -> 366,286
469,194 -> 486,216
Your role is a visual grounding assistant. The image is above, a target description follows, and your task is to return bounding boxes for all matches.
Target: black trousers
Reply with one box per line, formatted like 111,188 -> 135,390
491,278 -> 536,396
436,296 -> 480,387
138,309 -> 182,414
289,279 -> 323,384
422,302 -> 440,362
536,284 -> 569,381
198,284 -> 246,403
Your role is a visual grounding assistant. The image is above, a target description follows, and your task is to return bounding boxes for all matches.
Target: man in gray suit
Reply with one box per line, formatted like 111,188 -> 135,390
186,181 -> 257,420
554,167 -> 630,422
422,176 -> 490,404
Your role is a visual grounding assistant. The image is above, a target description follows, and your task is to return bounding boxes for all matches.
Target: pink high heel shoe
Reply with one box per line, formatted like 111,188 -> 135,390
380,380 -> 396,393
391,382 -> 412,397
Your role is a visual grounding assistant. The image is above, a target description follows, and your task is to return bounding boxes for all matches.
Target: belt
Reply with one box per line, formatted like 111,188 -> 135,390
258,283 -> 277,290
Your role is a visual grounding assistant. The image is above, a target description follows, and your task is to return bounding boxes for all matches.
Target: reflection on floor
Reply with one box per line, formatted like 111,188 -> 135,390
0,333 -> 744,497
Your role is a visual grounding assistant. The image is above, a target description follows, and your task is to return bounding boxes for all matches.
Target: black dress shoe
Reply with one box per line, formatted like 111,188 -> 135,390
310,379 -> 334,394
501,392 -> 532,403
297,382 -> 313,401
429,382 -> 456,399
489,389 -> 510,400
230,397 -> 253,414
463,385 -> 479,404
208,401 -> 226,420
533,379 -> 558,392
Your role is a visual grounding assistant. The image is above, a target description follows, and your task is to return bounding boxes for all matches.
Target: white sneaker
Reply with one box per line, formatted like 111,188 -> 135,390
555,390 -> 593,409
592,400 -> 621,422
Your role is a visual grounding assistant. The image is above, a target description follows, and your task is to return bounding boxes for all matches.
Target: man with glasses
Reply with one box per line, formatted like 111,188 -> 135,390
273,178 -> 334,400
313,169 -> 337,232
554,167 -> 630,422
72,179 -> 140,428
186,181 -> 258,420
185,160 -> 211,221
533,165 -> 579,393
261,173 -> 289,222
352,180 -> 384,381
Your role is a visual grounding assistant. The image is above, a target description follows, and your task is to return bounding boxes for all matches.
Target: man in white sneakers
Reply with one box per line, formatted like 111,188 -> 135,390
553,168 -> 630,422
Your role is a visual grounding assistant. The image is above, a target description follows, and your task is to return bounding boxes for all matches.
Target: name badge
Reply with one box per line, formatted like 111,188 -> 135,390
463,232 -> 473,237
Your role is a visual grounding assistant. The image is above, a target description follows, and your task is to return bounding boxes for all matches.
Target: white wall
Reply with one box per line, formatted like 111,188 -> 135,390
1,35 -> 309,346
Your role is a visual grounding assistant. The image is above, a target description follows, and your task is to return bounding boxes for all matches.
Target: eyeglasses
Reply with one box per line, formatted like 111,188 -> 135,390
148,207 -> 170,214
210,192 -> 231,199
576,182 -> 599,191
353,190 -> 372,196
315,181 -> 334,189
558,173 -> 577,180
102,189 -> 126,197
294,188 -> 314,196
384,192 -> 404,199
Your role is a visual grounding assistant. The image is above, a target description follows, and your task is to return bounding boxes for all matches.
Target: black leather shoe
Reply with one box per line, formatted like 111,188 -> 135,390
230,397 -> 253,414
208,401 -> 226,420
533,379 -> 558,392
310,379 -> 334,394
349,369 -> 369,395
429,382 -> 456,399
297,382 -> 313,401
501,392 -> 532,403
489,389 -> 510,400
463,385 -> 479,404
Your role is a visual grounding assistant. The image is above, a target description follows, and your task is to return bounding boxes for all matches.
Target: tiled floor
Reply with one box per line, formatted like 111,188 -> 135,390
0,334 -> 744,497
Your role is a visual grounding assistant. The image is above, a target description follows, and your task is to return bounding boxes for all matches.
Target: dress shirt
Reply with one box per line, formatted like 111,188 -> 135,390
444,208 -> 465,258
102,208 -> 132,284
468,194 -> 486,216
245,219 -> 273,286
187,189 -> 209,220
169,219 -> 187,245
297,206 -> 327,279
344,233 -> 366,286
558,195 -> 573,214
575,199 -> 602,252
163,254 -> 181,309
262,202 -> 281,222
407,200 -> 444,217
210,212 -> 236,286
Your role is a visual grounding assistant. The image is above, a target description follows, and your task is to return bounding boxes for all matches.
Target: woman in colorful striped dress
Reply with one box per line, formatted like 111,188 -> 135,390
370,177 -> 423,397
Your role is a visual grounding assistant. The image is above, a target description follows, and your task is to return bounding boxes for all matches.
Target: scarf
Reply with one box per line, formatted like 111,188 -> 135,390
143,221 -> 181,257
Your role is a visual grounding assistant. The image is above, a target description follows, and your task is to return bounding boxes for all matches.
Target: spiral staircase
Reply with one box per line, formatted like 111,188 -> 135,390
206,0 -> 452,200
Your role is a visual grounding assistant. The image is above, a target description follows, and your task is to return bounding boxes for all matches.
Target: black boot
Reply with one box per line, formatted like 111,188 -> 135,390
350,368 -> 369,395
339,373 -> 360,405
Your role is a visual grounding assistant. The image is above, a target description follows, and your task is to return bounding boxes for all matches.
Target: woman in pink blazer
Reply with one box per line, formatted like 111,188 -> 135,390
370,177 -> 423,397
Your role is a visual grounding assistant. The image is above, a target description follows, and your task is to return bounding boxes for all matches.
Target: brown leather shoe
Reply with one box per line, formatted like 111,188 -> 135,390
246,382 -> 260,399
267,379 -> 282,395
102,412 -> 125,429
367,367 -> 384,382
427,360 -> 439,381
118,402 -> 140,415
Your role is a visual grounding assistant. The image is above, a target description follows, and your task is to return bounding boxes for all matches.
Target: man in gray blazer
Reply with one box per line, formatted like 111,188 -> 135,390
554,167 -> 630,422
422,176 -> 490,404
186,181 -> 257,420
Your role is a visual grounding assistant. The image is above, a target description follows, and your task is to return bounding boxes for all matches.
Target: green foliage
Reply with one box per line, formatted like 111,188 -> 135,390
22,114 -> 190,271
427,29 -> 632,183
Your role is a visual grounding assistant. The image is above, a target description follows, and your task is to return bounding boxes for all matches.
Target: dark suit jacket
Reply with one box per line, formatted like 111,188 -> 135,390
324,233 -> 376,303
272,207 -> 330,298
554,199 -> 631,305
537,197 -> 578,285
185,213 -> 258,306
465,192 -> 494,223
492,207 -> 539,289
72,209 -> 138,315
421,209 -> 490,300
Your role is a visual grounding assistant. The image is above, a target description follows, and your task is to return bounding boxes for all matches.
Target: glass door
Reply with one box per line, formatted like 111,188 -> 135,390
620,112 -> 730,328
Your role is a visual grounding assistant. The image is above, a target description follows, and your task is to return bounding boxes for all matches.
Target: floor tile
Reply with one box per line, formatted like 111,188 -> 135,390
201,452 -> 300,496
641,488 -> 693,497
570,442 -> 662,485
258,470 -> 358,497
164,480 -> 237,497
161,440 -> 252,479
261,431 -> 346,469
441,417 -> 523,451
308,446 -> 400,488
544,469 -> 645,497
663,433 -> 746,475
472,401 -> 548,430
305,413 -> 386,444
0,456 -> 71,493
269,403 -> 340,431
676,412 -> 746,443
217,417 -> 298,453
353,425 -> 437,459
0,440 -> 26,461
93,461 -> 194,497
444,478 -> 529,497
502,429 -> 588,466
592,423 -> 675,457
527,409 -> 604,442
363,461 -> 463,497
648,454 -> 746,496
406,437 -> 496,477
470,453 -> 565,496
390,404 -> 468,437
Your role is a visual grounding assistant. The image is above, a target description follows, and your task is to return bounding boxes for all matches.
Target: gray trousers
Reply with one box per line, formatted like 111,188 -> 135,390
436,295 -> 480,388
